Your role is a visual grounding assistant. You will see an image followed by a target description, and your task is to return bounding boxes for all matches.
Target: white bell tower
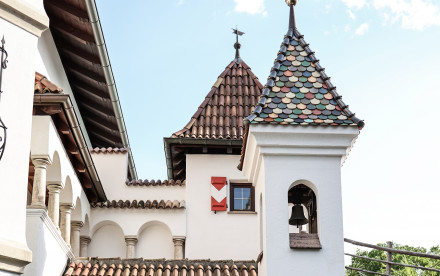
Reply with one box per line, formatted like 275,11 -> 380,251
240,2 -> 364,275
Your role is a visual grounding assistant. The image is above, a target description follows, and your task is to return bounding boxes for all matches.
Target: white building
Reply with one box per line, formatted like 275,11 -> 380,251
0,1 -> 362,275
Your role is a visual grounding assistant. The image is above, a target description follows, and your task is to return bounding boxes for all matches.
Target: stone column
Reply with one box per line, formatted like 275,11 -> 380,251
70,221 -> 83,256
47,182 -> 63,227
60,204 -> 74,245
80,236 -> 91,257
30,158 -> 51,208
125,236 -> 138,259
173,236 -> 186,259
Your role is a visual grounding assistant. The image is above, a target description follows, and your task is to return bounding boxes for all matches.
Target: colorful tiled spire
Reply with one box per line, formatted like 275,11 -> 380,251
244,2 -> 364,128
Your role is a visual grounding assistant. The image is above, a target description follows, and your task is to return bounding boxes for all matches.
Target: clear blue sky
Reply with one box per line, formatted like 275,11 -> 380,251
95,0 -> 440,249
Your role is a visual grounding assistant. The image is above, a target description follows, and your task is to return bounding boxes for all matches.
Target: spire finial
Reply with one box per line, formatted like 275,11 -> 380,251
286,0 -> 298,30
232,27 -> 245,63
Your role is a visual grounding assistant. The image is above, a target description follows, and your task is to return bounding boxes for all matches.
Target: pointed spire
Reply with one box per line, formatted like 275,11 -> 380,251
244,0 -> 364,128
287,0 -> 297,30
232,27 -> 245,63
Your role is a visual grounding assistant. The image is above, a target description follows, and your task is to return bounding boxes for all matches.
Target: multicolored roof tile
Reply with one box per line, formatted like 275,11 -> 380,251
245,5 -> 363,129
172,60 -> 263,140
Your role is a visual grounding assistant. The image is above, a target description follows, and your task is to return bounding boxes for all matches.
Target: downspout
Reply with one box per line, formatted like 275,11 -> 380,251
84,0 -> 137,179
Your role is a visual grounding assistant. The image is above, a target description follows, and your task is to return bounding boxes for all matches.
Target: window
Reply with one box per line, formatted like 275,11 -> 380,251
230,183 -> 254,211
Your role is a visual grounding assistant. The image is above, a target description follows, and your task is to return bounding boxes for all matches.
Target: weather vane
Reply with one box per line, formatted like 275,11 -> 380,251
232,26 -> 244,62
0,36 -> 8,161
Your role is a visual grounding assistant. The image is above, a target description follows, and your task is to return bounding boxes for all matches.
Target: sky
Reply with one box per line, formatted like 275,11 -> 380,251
95,0 -> 440,251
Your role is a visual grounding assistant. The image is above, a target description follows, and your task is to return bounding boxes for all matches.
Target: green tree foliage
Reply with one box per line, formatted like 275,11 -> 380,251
346,243 -> 440,276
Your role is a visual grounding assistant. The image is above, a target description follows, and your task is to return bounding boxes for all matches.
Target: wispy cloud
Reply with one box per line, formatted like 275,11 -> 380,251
177,0 -> 183,5
341,0 -> 367,9
234,0 -> 267,16
373,0 -> 440,30
355,23 -> 369,35
348,9 -> 356,19
341,0 -> 440,30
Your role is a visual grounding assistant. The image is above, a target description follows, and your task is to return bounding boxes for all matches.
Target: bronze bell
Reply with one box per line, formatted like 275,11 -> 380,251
289,205 -> 308,227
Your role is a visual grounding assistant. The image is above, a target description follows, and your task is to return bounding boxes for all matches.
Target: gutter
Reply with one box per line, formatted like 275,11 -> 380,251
84,0 -> 137,179
34,94 -> 107,202
164,138 -> 243,179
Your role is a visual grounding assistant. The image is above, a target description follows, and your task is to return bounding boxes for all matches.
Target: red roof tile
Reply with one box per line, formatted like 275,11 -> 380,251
91,200 -> 185,209
172,60 -> 263,140
125,179 -> 186,186
34,72 -> 63,94
64,259 -> 257,276
89,147 -> 129,154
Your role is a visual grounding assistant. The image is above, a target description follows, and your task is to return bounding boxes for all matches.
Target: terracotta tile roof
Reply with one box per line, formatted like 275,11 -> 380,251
172,60 -> 263,140
245,29 -> 364,129
125,179 -> 186,186
34,72 -> 63,94
64,259 -> 257,276
91,200 -> 185,209
89,147 -> 128,154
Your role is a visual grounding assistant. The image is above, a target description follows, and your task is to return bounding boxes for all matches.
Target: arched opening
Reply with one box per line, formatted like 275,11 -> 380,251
136,221 -> 174,259
60,176 -> 73,205
288,184 -> 317,234
89,221 -> 125,258
71,197 -> 82,221
288,182 -> 321,249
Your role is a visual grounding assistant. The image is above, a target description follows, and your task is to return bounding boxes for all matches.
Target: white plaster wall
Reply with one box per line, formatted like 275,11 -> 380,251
185,154 -> 259,260
24,210 -> 72,276
0,17 -> 39,261
137,222 -> 174,259
92,152 -> 185,201
244,124 -> 360,276
90,208 -> 186,238
88,224 -> 126,258
36,30 -> 91,146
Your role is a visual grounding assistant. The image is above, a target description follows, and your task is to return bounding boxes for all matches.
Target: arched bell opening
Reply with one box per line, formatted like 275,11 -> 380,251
288,184 -> 317,234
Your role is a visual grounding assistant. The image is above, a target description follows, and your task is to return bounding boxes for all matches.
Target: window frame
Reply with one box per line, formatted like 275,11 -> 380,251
229,183 -> 255,212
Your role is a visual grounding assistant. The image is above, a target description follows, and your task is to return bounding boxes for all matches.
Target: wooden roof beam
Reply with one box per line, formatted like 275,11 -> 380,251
45,0 -> 89,20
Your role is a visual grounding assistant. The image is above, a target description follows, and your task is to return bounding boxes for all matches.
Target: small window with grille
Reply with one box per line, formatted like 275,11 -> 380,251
230,183 -> 254,211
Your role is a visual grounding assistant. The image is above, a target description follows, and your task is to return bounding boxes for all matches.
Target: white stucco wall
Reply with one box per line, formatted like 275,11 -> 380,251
244,124 -> 359,276
0,16 -> 41,274
24,210 -> 73,276
88,223 -> 126,258
185,154 -> 259,260
137,222 -> 174,259
92,152 -> 186,200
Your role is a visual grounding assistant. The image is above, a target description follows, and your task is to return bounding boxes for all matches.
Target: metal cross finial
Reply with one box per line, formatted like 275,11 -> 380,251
232,27 -> 245,62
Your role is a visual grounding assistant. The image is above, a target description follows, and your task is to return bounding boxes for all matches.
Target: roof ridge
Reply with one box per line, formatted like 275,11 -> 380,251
245,27 -> 364,128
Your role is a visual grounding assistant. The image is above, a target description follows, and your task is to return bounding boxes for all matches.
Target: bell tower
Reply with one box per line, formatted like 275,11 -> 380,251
240,1 -> 364,275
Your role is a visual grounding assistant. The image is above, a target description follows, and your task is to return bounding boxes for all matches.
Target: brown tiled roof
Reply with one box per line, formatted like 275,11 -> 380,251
89,147 -> 128,154
34,72 -> 63,94
64,259 -> 257,276
172,60 -> 263,140
125,179 -> 186,186
91,200 -> 185,209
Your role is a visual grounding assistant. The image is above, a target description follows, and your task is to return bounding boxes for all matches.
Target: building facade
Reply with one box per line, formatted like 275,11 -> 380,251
0,1 -> 362,275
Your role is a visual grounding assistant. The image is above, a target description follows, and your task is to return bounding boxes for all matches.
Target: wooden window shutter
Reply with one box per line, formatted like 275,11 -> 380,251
211,176 -> 227,211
